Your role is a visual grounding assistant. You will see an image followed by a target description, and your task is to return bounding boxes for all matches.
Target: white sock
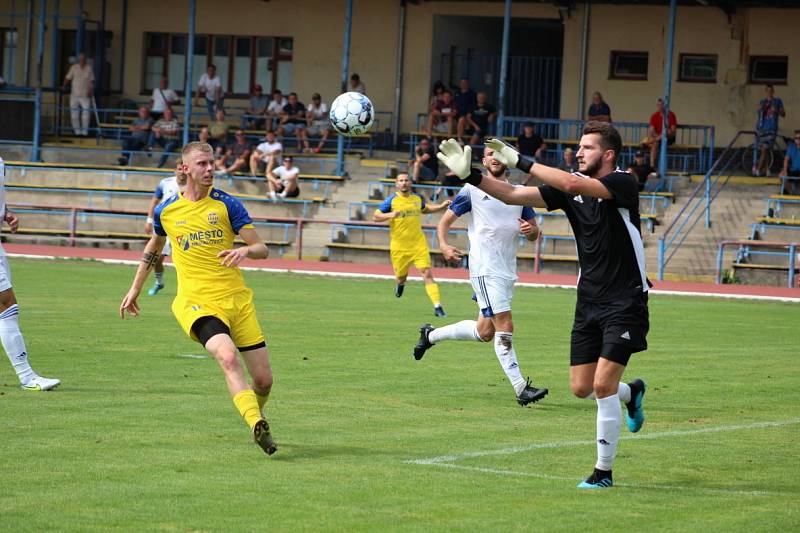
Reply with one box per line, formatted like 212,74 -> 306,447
155,271 -> 164,285
617,382 -> 631,403
595,394 -> 622,471
428,320 -> 481,344
0,305 -> 36,385
493,332 -> 526,394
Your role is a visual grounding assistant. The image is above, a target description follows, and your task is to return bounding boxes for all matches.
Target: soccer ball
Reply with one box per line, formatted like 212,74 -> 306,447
329,92 -> 374,136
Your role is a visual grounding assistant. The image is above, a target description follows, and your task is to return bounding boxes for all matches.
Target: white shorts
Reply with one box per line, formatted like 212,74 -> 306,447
0,246 -> 12,292
471,275 -> 514,318
162,239 -> 172,257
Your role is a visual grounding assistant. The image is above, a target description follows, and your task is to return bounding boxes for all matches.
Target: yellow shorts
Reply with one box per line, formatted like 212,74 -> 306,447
172,288 -> 265,349
390,246 -> 431,278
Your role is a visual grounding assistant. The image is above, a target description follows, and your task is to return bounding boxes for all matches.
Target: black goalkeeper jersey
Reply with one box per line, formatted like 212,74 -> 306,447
539,170 -> 649,303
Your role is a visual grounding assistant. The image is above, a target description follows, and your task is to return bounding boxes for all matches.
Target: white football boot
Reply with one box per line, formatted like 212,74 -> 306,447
22,375 -> 61,391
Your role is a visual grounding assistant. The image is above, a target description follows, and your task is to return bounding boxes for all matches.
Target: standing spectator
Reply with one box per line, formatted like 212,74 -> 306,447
207,109 -> 230,153
243,84 -> 268,130
517,122 -> 546,161
453,77 -> 477,125
278,92 -> 309,152
215,130 -> 252,175
458,91 -> 496,146
586,91 -> 612,123
150,77 -> 180,121
249,130 -> 283,178
350,73 -> 366,95
781,130 -> 800,195
266,89 -> 287,131
755,84 -> 786,177
267,156 -> 301,200
62,53 -> 95,136
196,64 -> 224,118
117,106 -> 152,166
628,150 -> 659,192
425,90 -> 458,137
411,138 -> 439,183
557,148 -> 579,173
148,108 -> 180,168
642,98 -> 677,167
306,93 -> 331,153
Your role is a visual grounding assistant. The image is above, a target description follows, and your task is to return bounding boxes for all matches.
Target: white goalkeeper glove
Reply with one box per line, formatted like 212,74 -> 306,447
485,138 -> 534,173
436,139 -> 482,185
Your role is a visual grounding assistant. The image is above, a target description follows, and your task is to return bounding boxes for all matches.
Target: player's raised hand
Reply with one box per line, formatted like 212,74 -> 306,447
485,138 -> 520,168
436,139 -> 472,179
441,244 -> 464,263
218,247 -> 248,267
119,290 -> 140,319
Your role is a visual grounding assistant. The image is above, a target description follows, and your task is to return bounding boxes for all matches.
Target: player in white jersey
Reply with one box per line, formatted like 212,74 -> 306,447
144,160 -> 188,295
0,157 -> 60,390
413,147 -> 548,406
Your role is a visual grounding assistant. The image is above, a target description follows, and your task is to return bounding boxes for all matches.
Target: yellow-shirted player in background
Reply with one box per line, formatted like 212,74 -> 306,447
373,173 -> 451,317
119,142 -> 277,455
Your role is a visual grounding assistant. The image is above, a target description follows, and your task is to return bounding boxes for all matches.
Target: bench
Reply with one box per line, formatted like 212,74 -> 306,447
731,262 -> 798,287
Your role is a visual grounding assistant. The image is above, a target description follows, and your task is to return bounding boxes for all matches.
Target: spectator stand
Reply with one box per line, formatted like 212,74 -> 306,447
717,239 -> 798,288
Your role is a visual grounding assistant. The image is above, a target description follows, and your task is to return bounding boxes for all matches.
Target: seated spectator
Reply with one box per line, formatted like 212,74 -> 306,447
428,81 -> 445,110
266,89 -> 287,131
781,130 -> 800,195
410,138 -> 438,183
306,93 -> 331,153
249,130 -> 283,177
557,147 -> 579,173
215,129 -> 252,175
517,122 -> 546,161
628,150 -> 659,192
267,156 -> 300,200
150,77 -> 180,120
458,91 -> 496,145
350,73 -> 366,95
453,77 -> 476,125
278,92 -> 309,151
198,126 -> 211,144
586,92 -> 611,123
117,106 -> 152,166
148,108 -> 180,168
426,90 -> 458,137
0,75 -> 5,89
207,109 -> 230,153
243,84 -> 268,130
641,98 -> 677,166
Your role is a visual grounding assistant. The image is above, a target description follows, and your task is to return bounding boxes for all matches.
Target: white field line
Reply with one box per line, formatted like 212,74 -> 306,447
428,463 -> 791,497
7,252 -> 800,302
406,418 -> 800,466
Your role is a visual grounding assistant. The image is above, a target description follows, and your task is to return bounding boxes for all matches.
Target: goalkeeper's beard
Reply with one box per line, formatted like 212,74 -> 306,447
488,164 -> 507,178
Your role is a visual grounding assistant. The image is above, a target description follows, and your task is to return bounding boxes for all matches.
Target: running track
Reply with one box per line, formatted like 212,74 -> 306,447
5,243 -> 799,302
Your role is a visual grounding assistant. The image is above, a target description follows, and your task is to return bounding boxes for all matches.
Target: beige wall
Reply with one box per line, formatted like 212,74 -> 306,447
4,1 -> 799,146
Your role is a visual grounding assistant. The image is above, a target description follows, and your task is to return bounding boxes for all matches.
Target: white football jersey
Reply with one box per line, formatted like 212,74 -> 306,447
449,182 -> 536,280
154,175 -> 181,203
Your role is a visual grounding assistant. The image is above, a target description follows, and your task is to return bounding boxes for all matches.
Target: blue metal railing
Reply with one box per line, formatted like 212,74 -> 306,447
657,130 -> 751,280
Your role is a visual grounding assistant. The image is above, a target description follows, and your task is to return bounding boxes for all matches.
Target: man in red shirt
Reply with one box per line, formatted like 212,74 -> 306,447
642,98 -> 677,167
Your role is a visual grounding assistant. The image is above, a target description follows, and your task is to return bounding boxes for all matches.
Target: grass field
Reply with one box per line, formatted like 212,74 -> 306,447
0,258 -> 798,531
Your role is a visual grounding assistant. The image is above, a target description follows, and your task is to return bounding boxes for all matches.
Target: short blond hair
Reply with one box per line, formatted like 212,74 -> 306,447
181,141 -> 213,159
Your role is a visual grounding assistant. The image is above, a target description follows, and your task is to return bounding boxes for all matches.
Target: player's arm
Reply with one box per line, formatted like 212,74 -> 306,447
520,216 -> 539,242
218,226 -> 268,267
436,209 -> 463,263
119,235 -> 167,318
422,199 -> 452,214
145,196 -> 160,234
372,209 -> 398,222
4,209 -> 19,233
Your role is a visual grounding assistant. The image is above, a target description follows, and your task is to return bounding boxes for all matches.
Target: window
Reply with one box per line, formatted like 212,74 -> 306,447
609,51 -> 648,80
141,33 -> 293,95
678,54 -> 717,83
749,56 -> 788,85
0,28 -> 18,82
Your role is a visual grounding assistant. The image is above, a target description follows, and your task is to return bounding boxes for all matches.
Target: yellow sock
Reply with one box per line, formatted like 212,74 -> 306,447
425,283 -> 441,307
233,389 -> 262,429
256,391 -> 270,411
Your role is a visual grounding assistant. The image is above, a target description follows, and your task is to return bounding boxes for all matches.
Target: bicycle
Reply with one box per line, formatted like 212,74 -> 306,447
740,130 -> 789,176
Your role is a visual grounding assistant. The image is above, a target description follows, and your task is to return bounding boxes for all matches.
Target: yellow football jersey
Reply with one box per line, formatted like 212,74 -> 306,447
154,188 -> 255,300
375,192 -> 429,251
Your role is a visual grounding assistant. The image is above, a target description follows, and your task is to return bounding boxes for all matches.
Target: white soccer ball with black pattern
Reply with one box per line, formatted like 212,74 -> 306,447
329,92 -> 374,136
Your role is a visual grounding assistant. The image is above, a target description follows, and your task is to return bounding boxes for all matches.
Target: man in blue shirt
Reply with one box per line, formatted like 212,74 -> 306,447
453,78 -> 476,123
755,84 -> 786,176
781,131 -> 800,195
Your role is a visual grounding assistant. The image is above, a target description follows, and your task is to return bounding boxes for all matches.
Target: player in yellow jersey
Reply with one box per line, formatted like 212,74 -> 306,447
119,142 -> 277,456
373,173 -> 451,316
